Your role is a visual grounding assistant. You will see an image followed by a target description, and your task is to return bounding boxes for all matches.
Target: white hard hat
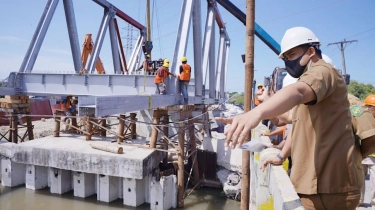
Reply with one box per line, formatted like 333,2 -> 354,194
282,73 -> 298,88
279,27 -> 320,58
322,54 -> 334,65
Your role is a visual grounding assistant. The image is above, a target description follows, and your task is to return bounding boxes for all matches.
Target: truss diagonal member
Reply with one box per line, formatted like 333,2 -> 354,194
169,0 -> 194,95
19,0 -> 60,73
215,29 -> 226,99
63,0 -> 83,73
108,5 -> 121,75
202,5 -> 215,86
88,7 -> 114,74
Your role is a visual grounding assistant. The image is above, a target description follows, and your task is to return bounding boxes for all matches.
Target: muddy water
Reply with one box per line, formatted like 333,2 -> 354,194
0,185 -> 240,210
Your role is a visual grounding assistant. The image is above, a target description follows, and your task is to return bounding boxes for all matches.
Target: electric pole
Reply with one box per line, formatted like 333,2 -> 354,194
242,0 -> 255,209
327,39 -> 357,76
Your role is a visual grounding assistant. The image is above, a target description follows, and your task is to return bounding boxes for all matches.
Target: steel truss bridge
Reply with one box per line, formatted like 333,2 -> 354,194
0,0 -> 280,117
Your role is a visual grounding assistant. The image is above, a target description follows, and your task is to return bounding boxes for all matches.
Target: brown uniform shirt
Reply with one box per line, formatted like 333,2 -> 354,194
291,59 -> 363,194
348,93 -> 375,140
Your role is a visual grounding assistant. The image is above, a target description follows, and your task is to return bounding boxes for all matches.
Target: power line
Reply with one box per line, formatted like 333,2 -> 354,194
327,39 -> 358,76
346,27 -> 375,39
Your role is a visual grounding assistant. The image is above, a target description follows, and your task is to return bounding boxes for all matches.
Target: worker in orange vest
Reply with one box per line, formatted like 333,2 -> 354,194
60,94 -> 76,121
179,56 -> 191,104
137,54 -> 153,75
154,62 -> 176,94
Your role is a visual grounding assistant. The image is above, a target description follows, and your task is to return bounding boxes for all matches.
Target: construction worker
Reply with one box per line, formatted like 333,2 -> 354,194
154,62 -> 176,95
357,94 -> 375,207
60,95 -> 76,121
179,56 -> 191,104
254,84 -> 264,106
137,54 -> 153,75
216,26 -> 363,209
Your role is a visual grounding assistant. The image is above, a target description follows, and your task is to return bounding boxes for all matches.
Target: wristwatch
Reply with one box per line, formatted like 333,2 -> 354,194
276,153 -> 285,162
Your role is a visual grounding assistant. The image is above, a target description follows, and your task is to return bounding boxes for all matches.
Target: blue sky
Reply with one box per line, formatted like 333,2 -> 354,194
0,0 -> 374,93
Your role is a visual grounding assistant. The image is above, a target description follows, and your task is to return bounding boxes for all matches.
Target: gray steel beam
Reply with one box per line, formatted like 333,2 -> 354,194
108,14 -> 121,74
202,6 -> 215,86
95,95 -> 177,116
209,17 -> 216,99
19,0 -> 60,73
8,72 -> 159,96
88,8 -> 112,73
169,0 -> 194,95
63,0 -> 82,73
215,29 -> 225,99
192,0 -> 203,97
222,40 -> 230,99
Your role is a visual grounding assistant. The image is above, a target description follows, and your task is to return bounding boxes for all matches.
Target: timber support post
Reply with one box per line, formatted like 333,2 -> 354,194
26,114 -> 34,140
54,111 -> 61,137
130,113 -> 137,139
117,114 -> 126,143
100,118 -> 106,137
177,120 -> 185,208
150,110 -> 161,148
85,115 -> 92,141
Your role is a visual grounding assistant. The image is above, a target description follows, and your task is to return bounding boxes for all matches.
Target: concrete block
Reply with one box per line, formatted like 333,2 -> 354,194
123,178 -> 145,207
202,133 -> 242,172
26,165 -> 48,190
49,168 -> 72,194
150,175 -> 177,210
1,158 -> 25,187
96,174 -> 120,202
73,171 -> 95,198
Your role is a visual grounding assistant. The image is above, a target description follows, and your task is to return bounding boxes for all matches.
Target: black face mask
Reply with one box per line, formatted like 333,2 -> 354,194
284,48 -> 310,78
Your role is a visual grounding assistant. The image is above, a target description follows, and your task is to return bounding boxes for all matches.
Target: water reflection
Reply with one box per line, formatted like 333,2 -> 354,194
0,185 -> 240,210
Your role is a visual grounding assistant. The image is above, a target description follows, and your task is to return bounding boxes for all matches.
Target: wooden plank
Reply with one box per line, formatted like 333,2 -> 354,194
5,95 -> 20,100
0,98 -> 21,103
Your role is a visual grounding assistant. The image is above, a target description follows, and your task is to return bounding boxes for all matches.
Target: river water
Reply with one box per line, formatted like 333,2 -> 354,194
0,185 -> 240,210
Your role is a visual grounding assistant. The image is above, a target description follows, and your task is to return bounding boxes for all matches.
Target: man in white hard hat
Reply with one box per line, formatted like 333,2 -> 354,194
216,27 -> 362,209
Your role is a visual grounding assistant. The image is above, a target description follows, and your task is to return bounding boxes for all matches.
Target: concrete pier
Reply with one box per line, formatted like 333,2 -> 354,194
26,165 -> 48,190
0,134 -> 168,207
73,171 -> 96,198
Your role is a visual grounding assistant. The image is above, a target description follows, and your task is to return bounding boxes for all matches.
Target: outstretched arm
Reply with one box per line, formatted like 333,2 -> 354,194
216,81 -> 316,148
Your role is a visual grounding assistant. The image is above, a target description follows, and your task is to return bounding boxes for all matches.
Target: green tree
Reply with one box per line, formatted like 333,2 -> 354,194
348,80 -> 375,100
228,92 -> 244,105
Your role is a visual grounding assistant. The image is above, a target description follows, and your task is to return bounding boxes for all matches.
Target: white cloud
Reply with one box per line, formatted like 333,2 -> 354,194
0,36 -> 26,42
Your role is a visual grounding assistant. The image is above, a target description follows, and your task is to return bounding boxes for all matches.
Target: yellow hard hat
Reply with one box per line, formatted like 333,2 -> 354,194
163,62 -> 169,68
181,56 -> 187,62
164,58 -> 169,63
365,94 -> 375,106
257,84 -> 263,87
146,54 -> 150,58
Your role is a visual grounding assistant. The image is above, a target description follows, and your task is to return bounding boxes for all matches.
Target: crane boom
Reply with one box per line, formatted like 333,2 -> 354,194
81,34 -> 106,74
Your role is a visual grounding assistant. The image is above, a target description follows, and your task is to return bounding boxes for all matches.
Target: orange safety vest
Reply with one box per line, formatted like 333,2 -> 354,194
179,64 -> 191,81
254,96 -> 260,106
154,67 -> 168,84
60,98 -> 71,110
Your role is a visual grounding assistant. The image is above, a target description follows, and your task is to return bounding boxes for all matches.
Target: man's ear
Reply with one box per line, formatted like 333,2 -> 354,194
308,47 -> 316,58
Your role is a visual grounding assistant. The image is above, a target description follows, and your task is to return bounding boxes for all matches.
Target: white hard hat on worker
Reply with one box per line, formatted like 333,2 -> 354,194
279,27 -> 321,78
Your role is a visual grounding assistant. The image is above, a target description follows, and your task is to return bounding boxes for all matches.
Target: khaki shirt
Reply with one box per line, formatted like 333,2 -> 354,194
348,93 -> 375,141
290,59 -> 363,194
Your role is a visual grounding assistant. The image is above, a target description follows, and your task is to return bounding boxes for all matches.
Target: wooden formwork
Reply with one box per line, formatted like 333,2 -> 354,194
0,95 -> 34,143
